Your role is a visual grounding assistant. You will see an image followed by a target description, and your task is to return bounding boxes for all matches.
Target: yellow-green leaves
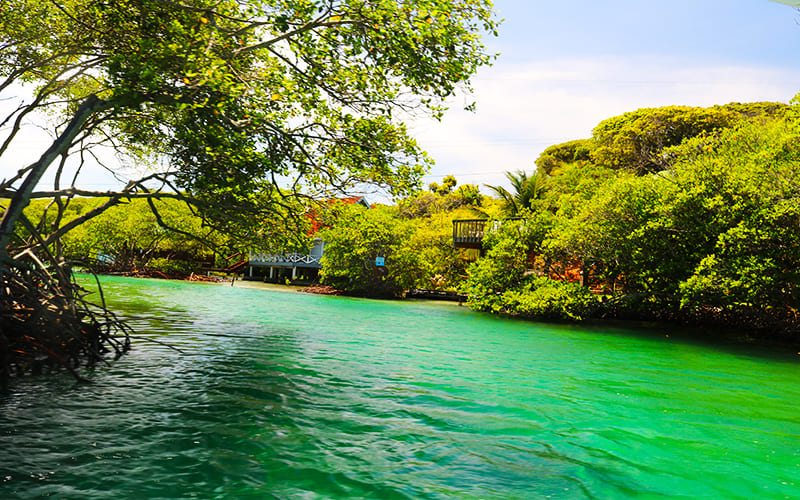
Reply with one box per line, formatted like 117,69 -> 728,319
2,0 -> 498,261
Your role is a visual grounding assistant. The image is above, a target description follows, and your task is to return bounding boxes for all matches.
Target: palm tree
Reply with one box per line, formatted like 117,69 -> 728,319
485,169 -> 548,216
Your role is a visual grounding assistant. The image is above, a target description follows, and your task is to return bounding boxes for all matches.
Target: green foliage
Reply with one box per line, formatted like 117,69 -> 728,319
556,173 -> 678,296
667,118 -> 800,323
590,105 -> 737,173
319,205 -> 416,297
42,198 -> 220,270
321,188 -> 483,296
484,170 -> 548,216
477,102 -> 800,331
498,277 -> 596,321
453,184 -> 483,207
462,219 -> 595,320
147,258 -> 195,275
428,175 -> 458,195
715,101 -> 790,119
588,102 -> 789,174
1,0 -> 499,260
460,221 -> 531,306
536,139 -> 594,174
398,176 -> 483,218
399,208 -> 479,290
538,161 -> 620,218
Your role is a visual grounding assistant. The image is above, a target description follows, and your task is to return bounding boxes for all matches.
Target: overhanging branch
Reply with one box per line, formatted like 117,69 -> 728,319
0,94 -> 116,258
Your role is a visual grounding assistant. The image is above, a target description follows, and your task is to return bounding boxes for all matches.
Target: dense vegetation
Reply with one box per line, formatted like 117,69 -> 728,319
314,101 -> 800,338
465,102 -> 800,336
17,99 -> 799,343
318,178 -> 489,297
0,0 -> 497,379
19,197 -> 227,274
34,100 -> 800,341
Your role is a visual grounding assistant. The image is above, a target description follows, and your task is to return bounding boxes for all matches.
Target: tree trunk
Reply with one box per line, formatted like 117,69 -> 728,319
0,94 -> 110,260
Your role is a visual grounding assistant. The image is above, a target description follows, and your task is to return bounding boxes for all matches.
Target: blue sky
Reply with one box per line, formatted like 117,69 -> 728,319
412,0 -> 800,194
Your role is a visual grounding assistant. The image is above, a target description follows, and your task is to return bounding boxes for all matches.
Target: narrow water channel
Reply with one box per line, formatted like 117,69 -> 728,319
1,276 -> 799,499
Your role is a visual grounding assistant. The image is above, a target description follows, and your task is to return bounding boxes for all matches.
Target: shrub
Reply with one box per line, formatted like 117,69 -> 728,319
500,277 -> 597,321
147,258 -> 195,275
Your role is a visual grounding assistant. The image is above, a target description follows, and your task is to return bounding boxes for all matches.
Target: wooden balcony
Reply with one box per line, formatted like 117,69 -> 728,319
248,239 -> 325,269
452,219 -> 487,249
452,217 -> 524,250
248,251 -> 322,269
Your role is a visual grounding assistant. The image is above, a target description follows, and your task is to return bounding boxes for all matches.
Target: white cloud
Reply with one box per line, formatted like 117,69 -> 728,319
5,57 -> 799,199
413,56 -> 800,192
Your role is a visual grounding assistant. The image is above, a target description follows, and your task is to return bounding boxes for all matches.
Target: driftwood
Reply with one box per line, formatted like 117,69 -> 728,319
300,285 -> 344,295
188,272 -> 221,282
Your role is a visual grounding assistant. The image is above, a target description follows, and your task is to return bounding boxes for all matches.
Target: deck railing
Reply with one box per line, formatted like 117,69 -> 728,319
248,252 -> 322,268
452,219 -> 487,249
248,239 -> 325,269
452,218 -> 523,249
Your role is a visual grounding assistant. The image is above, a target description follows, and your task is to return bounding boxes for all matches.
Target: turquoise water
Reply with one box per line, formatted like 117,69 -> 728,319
1,276 -> 799,499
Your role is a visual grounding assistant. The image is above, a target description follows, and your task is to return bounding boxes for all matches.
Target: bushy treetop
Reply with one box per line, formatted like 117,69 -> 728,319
1,0 -> 499,256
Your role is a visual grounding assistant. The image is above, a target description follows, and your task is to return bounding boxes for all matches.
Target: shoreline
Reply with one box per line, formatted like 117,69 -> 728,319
86,270 -> 800,356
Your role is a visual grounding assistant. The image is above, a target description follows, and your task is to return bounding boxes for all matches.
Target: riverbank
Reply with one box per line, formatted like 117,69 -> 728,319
85,269 -> 800,354
90,269 -> 226,282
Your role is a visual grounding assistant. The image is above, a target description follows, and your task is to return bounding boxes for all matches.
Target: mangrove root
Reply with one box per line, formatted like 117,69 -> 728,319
0,257 -> 131,382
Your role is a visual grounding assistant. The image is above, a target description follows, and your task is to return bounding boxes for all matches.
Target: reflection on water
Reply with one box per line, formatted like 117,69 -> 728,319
1,276 -> 799,499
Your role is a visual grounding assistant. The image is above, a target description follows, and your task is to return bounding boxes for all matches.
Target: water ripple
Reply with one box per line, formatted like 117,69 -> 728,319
2,277 -> 800,499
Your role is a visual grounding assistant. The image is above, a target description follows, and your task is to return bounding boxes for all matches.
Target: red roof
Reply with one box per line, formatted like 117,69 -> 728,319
307,196 -> 371,234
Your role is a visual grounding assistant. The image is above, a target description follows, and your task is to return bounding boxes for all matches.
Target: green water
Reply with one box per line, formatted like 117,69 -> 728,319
1,276 -> 799,499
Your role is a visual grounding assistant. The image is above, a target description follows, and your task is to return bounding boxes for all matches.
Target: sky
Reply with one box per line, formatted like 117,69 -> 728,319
411,0 -> 800,194
3,0 -> 800,199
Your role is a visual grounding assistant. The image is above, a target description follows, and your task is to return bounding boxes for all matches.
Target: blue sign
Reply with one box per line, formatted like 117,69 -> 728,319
375,257 -> 385,267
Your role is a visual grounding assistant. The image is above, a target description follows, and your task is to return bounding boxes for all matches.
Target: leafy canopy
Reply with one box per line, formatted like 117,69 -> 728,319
478,103 -> 800,329
0,0 -> 498,256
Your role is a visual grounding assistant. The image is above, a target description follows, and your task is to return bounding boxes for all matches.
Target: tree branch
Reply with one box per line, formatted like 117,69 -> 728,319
0,93 -> 117,258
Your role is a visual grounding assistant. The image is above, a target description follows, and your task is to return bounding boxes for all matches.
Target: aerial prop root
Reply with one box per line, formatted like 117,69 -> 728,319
0,255 -> 131,383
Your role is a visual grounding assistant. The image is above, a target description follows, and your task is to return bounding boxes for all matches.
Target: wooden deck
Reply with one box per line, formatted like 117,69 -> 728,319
452,219 -> 487,249
406,289 -> 467,302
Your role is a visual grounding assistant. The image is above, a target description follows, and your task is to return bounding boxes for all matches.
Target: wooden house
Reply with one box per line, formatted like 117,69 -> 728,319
244,196 -> 371,283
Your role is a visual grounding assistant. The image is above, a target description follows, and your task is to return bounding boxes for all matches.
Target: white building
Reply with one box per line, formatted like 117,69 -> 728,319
245,196 -> 371,283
